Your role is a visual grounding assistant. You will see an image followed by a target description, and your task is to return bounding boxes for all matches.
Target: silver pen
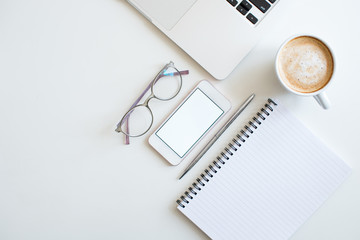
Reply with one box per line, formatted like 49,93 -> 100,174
178,93 -> 255,180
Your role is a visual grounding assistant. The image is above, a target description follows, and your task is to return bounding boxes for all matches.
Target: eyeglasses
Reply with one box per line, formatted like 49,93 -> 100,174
115,62 -> 189,144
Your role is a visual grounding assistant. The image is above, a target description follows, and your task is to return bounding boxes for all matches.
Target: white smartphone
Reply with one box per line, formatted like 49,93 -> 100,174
149,80 -> 231,165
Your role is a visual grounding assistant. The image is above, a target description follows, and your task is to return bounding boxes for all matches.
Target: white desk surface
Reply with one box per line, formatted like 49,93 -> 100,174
1,0 -> 359,239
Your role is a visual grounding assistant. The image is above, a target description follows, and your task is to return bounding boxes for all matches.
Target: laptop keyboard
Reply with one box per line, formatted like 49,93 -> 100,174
226,0 -> 277,25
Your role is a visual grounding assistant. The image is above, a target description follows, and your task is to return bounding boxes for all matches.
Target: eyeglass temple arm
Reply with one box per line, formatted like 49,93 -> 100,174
122,69 -> 189,144
122,80 -> 153,144
163,70 -> 189,76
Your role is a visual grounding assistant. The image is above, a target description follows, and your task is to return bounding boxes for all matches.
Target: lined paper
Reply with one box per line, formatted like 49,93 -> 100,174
178,101 -> 351,240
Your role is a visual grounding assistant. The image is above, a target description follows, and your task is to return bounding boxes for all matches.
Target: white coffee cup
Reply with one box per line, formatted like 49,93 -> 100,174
275,35 -> 335,109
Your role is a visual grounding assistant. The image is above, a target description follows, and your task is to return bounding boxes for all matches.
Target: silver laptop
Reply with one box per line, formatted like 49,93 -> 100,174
127,0 -> 283,80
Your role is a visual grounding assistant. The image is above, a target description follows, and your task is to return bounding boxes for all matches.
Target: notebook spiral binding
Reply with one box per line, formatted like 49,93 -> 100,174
176,98 -> 277,208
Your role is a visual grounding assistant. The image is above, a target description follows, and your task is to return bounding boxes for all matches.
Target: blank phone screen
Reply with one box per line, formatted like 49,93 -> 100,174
156,88 -> 224,158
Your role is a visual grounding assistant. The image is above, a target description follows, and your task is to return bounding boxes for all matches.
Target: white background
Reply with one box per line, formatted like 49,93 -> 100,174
0,0 -> 359,239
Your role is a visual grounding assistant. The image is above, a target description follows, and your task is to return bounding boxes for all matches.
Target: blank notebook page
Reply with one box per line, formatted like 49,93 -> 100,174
177,100 -> 351,240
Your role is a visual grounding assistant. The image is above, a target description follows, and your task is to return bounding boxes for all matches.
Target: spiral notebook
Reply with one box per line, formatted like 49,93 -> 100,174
176,99 -> 351,240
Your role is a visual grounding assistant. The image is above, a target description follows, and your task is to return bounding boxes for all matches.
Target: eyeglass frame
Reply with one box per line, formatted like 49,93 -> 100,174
115,61 -> 189,144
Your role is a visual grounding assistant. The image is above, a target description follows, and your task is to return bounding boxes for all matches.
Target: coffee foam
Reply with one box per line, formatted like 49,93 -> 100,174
278,36 -> 334,93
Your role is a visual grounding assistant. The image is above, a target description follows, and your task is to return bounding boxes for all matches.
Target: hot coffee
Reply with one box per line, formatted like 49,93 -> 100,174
277,36 -> 334,93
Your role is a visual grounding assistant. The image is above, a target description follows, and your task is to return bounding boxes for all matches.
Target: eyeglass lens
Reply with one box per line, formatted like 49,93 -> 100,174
152,66 -> 182,100
122,105 -> 153,137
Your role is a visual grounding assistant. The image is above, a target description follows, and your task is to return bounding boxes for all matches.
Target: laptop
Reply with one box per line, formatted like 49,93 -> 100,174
127,0 -> 284,80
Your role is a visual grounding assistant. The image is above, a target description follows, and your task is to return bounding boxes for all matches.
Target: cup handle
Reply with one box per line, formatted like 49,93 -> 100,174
314,92 -> 331,109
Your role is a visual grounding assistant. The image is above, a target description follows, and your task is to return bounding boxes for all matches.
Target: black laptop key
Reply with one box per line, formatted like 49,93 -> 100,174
268,0 -> 276,3
227,0 -> 238,7
247,13 -> 258,24
236,5 -> 248,15
249,0 -> 270,13
240,0 -> 252,11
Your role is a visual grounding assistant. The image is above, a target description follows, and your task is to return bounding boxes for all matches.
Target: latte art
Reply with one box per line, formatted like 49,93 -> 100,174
277,36 -> 334,93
